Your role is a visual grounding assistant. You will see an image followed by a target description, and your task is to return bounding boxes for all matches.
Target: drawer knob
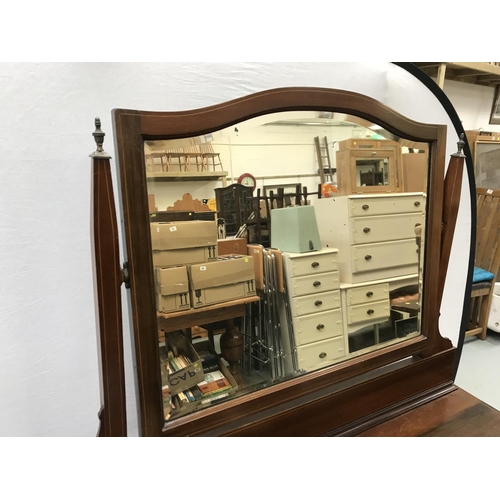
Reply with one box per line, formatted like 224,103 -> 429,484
367,309 -> 375,315
365,255 -> 372,261
311,261 -> 319,268
317,324 -> 325,330
319,352 -> 327,359
315,300 -> 323,307
414,201 -> 421,207
363,227 -> 371,234
313,280 -> 321,287
366,291 -> 374,298
362,204 -> 370,211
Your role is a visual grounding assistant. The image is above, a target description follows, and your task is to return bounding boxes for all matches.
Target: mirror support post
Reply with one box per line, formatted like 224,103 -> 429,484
438,135 -> 466,309
90,118 -> 127,437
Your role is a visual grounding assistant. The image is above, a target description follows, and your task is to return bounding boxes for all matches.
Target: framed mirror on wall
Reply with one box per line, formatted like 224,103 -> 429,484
489,84 -> 500,125
100,84 -> 469,437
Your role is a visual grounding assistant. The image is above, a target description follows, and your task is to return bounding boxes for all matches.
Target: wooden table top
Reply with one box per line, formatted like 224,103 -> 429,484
357,386 -> 500,437
157,295 -> 260,333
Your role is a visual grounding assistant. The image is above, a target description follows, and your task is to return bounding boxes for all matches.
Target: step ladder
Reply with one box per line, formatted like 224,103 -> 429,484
314,136 -> 334,183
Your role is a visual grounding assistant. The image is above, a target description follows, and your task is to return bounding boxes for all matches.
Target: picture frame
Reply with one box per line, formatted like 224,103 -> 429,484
489,85 -> 500,125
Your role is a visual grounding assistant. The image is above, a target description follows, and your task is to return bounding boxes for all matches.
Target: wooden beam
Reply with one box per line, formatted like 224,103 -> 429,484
449,62 -> 500,76
437,63 -> 447,89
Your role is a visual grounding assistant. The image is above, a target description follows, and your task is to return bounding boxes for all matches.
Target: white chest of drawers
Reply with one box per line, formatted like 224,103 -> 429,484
340,274 -> 421,356
280,248 -> 346,373
314,193 -> 424,284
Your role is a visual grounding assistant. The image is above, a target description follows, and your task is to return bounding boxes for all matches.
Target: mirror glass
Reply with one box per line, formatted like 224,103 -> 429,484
355,156 -> 389,187
143,111 -> 430,422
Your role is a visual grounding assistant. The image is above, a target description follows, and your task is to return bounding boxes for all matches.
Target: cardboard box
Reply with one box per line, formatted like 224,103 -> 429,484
172,340 -> 238,415
165,331 -> 205,396
217,237 -> 248,256
155,266 -> 190,313
152,246 -> 217,268
148,194 -> 157,213
151,221 -> 218,267
151,221 -> 217,251
189,256 -> 256,308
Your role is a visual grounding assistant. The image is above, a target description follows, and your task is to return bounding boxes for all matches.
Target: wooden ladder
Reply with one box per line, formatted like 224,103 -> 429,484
314,136 -> 334,183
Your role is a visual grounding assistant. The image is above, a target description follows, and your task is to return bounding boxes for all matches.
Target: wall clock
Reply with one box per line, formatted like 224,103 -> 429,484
237,172 -> 257,191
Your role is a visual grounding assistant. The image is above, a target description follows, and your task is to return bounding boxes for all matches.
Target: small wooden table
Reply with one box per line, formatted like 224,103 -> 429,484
157,296 -> 261,383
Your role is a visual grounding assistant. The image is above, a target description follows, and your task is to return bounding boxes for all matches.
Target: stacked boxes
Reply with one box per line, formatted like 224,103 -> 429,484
155,266 -> 190,313
189,255 -> 256,308
152,220 -> 256,311
151,221 -> 218,267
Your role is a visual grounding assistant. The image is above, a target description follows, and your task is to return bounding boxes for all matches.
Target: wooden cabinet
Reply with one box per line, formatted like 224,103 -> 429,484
335,138 -> 403,195
401,152 -> 428,193
214,183 -> 254,236
280,248 -> 345,374
314,193 -> 424,284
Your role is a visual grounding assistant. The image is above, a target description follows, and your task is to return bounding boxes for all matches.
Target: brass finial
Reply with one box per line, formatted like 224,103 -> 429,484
451,133 -> 466,158
90,117 -> 111,159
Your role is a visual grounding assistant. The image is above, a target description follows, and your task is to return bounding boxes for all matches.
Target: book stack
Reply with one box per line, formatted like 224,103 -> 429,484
167,348 -> 192,374
166,340 -> 238,417
197,349 -> 221,374
198,370 -> 232,397
176,386 -> 204,404
176,369 -> 233,406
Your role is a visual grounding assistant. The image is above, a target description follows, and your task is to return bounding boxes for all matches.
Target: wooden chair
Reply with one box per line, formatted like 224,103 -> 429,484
149,151 -> 169,172
466,187 -> 500,339
200,143 -> 223,171
164,148 -> 187,171
184,145 -> 203,171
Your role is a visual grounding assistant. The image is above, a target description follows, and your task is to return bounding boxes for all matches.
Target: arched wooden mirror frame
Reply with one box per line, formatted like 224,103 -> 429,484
110,86 -> 458,437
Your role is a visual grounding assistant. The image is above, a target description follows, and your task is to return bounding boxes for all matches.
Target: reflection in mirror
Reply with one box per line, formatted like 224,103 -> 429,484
355,156 -> 389,187
144,111 -> 429,422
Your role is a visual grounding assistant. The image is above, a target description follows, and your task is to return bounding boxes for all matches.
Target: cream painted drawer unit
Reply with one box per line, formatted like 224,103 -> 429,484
290,289 -> 341,317
347,299 -> 390,325
346,282 -> 389,306
314,193 -> 425,284
288,271 -> 340,297
296,336 -> 345,372
340,275 -> 419,354
294,308 -> 343,345
280,248 -> 346,374
349,194 -> 423,216
344,282 -> 390,327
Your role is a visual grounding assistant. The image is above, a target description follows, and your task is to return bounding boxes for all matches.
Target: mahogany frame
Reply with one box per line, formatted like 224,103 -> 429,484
111,87 -> 455,437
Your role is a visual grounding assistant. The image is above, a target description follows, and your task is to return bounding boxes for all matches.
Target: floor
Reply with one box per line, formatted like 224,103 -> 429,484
454,329 -> 500,411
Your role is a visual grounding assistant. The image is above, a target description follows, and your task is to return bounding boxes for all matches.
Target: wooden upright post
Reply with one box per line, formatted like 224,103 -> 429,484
90,117 -> 127,437
438,134 -> 466,309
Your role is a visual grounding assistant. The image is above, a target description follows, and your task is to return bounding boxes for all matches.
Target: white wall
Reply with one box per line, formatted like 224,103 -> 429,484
149,120 -> 359,210
444,79 -> 500,132
0,62 -> 474,437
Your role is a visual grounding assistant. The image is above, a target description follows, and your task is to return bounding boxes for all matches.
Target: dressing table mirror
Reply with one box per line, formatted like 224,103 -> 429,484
93,86 -> 467,437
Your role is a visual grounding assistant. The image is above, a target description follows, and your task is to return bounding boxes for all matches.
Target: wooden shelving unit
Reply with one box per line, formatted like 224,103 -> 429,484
147,171 -> 228,185
413,62 -> 500,89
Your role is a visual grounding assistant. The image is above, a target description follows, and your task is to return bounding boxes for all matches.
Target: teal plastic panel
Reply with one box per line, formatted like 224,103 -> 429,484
271,205 -> 322,253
